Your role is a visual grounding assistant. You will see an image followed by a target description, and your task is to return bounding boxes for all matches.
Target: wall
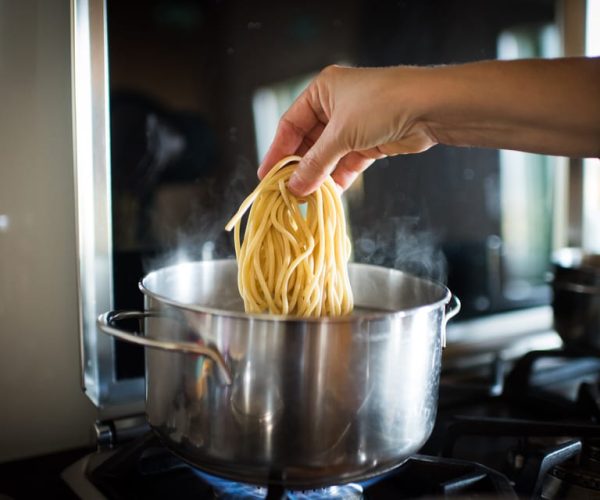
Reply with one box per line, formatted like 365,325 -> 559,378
0,0 -> 96,462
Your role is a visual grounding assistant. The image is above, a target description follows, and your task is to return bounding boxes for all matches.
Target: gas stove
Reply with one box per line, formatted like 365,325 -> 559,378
427,347 -> 600,499
64,432 -> 515,499
62,341 -> 600,499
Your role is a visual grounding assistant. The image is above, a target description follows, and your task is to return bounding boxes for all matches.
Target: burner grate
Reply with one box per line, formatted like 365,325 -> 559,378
441,416 -> 600,497
504,349 -> 600,420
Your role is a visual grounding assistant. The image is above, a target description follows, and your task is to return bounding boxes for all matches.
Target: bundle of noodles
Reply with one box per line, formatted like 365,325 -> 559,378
225,155 -> 353,317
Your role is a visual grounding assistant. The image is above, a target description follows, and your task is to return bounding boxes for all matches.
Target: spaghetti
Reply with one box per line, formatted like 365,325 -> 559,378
225,155 -> 353,317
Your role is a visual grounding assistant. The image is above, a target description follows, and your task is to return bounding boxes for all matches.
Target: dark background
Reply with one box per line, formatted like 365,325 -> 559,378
106,0 -> 555,378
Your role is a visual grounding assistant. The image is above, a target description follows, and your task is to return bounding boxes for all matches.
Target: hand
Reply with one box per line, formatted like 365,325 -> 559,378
257,65 -> 437,197
257,59 -> 600,197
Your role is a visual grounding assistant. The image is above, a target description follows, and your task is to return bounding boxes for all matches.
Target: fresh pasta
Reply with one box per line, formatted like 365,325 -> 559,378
225,155 -> 353,317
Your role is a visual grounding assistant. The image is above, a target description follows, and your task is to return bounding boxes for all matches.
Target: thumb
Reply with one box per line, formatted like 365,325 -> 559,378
287,124 -> 346,197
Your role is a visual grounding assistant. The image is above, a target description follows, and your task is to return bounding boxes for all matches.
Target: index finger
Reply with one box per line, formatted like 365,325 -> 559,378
257,90 -> 324,179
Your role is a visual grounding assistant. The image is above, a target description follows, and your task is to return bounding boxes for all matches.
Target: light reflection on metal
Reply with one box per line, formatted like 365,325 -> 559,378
71,0 -> 144,418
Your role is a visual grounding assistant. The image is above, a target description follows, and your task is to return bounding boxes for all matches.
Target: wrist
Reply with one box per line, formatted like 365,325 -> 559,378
388,65 -> 445,146
414,64 -> 469,148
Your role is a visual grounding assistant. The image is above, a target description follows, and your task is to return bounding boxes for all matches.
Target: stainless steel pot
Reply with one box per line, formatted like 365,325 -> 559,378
98,259 -> 459,487
552,248 -> 600,351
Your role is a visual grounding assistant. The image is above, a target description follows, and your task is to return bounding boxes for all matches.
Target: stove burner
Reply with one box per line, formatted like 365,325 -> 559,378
193,470 -> 363,499
84,432 -> 516,499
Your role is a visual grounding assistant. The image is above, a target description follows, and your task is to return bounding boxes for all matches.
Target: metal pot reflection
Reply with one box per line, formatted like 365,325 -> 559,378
98,259 -> 459,487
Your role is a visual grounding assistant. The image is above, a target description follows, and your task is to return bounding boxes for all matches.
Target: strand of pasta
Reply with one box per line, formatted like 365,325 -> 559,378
225,155 -> 353,317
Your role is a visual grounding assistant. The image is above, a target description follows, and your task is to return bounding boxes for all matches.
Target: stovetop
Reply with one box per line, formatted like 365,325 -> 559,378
61,347 -> 600,499
83,432 -> 516,499
428,348 -> 600,499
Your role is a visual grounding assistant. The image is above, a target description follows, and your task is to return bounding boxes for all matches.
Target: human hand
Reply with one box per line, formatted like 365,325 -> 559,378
257,65 -> 437,197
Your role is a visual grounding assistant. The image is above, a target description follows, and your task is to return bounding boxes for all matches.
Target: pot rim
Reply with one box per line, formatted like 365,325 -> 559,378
138,259 -> 453,323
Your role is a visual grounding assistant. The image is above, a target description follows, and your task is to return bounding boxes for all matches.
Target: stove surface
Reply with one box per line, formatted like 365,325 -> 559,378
60,347 -> 600,499
71,432 -> 516,499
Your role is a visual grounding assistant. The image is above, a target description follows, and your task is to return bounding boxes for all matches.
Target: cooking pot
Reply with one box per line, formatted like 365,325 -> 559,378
552,248 -> 600,351
98,259 -> 459,487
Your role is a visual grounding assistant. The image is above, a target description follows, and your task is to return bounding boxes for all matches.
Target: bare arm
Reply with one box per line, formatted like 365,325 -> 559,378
259,58 -> 600,197
425,58 -> 600,157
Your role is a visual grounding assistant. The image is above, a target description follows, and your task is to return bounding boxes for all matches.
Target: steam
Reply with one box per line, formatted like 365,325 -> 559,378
353,215 -> 447,284
141,155 -> 447,289
142,155 -> 255,273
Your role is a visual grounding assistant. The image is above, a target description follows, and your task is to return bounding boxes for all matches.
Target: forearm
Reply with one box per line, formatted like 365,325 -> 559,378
420,58 -> 600,157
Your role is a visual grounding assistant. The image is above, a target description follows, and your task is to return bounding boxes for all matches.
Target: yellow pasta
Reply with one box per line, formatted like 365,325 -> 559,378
225,155 -> 353,317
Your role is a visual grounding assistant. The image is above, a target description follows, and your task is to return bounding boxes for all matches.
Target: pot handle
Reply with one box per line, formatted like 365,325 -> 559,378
97,310 -> 232,385
442,294 -> 461,348
445,294 -> 461,322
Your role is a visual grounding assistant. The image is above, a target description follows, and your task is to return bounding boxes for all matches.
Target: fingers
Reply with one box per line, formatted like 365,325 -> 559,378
295,123 -> 325,156
257,119 -> 304,179
257,91 -> 323,179
330,153 -> 376,190
257,65 -> 383,194
287,122 -> 348,197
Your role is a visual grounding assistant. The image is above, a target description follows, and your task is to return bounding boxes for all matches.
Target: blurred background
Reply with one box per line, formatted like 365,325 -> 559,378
103,0 -> 586,320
